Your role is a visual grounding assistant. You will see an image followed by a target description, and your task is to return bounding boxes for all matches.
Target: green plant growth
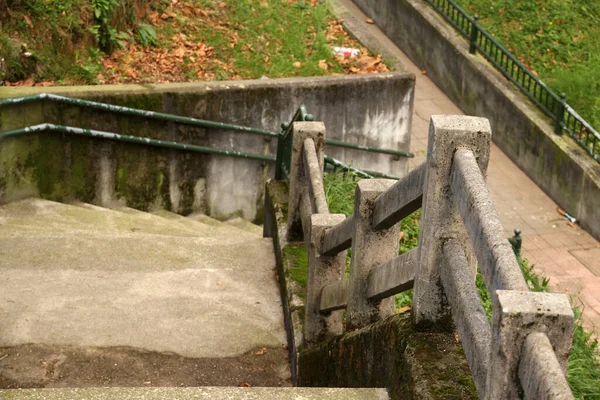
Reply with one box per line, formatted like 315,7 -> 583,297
0,0 -> 158,84
454,0 -> 600,143
283,242 -> 309,299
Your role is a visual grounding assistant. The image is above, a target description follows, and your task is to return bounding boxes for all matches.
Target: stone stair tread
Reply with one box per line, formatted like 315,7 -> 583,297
0,199 -> 221,239
186,213 -> 261,238
151,210 -> 257,239
225,217 -> 263,236
0,387 -> 390,399
187,213 -> 224,227
0,234 -> 274,272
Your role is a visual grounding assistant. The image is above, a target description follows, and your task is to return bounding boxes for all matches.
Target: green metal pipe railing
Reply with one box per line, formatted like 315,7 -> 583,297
0,124 -> 394,181
324,156 -> 401,180
0,123 -> 276,162
325,139 -> 413,158
0,94 -> 414,160
0,93 -> 280,138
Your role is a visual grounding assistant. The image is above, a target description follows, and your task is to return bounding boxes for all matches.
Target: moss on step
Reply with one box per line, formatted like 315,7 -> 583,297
298,313 -> 478,400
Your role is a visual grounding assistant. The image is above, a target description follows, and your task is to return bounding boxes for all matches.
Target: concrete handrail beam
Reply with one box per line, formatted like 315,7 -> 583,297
319,215 -> 354,256
303,138 -> 329,215
441,239 -> 491,395
366,249 -> 417,302
319,280 -> 349,313
371,162 -> 426,230
450,148 -> 528,297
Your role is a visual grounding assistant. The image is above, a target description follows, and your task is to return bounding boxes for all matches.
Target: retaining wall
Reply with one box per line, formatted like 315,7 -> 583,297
0,72 -> 414,221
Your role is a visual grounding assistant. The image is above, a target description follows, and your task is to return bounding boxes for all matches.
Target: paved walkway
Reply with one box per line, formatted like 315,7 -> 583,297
340,0 -> 600,333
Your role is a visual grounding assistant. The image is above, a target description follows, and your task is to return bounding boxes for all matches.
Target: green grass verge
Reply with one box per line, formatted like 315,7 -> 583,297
453,0 -> 600,144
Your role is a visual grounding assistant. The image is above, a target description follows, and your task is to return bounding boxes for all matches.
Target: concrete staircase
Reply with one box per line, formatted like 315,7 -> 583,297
0,198 -> 387,399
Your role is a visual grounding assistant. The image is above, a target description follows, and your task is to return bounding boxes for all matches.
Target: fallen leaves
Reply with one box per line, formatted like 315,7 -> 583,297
340,53 -> 389,75
4,0 -> 390,87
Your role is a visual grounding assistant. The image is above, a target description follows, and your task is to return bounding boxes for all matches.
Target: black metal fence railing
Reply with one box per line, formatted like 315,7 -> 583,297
425,0 -> 600,163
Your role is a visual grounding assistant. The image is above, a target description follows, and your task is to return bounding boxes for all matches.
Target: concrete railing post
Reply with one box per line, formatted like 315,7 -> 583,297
413,115 -> 491,330
304,214 -> 347,345
485,290 -> 574,399
346,179 -> 400,330
287,122 -> 326,240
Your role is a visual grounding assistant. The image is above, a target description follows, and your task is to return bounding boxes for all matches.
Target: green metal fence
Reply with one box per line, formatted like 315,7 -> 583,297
425,0 -> 600,163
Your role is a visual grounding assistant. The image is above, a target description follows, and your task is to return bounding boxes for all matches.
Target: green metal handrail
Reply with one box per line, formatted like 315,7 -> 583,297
274,105 -> 315,180
326,139 -> 413,158
0,124 -> 276,162
0,123 -> 392,181
0,93 -> 279,138
324,156 -> 401,180
425,0 -> 600,163
0,93 -> 414,160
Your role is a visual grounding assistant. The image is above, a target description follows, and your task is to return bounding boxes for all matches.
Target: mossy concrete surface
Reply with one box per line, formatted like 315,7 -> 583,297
298,313 -> 478,400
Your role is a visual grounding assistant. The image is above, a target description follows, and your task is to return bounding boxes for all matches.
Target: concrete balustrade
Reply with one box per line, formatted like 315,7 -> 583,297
285,116 -> 575,399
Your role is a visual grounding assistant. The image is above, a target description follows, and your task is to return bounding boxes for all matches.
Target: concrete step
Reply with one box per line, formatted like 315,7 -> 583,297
0,199 -> 253,240
225,217 -> 263,236
0,198 -> 287,388
151,210 -> 258,239
0,387 -> 390,399
0,199 -> 204,238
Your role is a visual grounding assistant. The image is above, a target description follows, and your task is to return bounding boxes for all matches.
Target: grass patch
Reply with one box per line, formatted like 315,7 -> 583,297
322,169 -> 600,399
454,0 -> 600,143
283,242 -> 308,299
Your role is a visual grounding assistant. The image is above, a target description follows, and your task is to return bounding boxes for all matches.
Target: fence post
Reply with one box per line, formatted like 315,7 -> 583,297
413,115 -> 491,330
469,15 -> 479,54
304,214 -> 347,345
286,121 -> 326,240
274,123 -> 289,180
554,93 -> 566,135
485,290 -> 573,399
346,179 -> 400,330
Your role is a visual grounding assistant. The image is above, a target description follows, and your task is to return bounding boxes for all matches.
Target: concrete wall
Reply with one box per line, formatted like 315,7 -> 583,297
0,72 -> 414,221
351,0 -> 600,240
298,313 -> 478,399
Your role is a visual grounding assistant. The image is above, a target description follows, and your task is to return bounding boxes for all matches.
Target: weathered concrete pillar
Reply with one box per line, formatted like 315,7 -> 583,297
413,115 -> 491,330
346,179 -> 399,330
287,122 -> 326,240
485,290 -> 573,399
304,213 -> 347,345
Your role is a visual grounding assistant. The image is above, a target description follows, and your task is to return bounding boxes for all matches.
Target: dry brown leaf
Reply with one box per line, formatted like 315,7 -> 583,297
23,15 -> 33,29
365,18 -> 374,24
293,61 -> 302,68
318,59 -> 328,71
